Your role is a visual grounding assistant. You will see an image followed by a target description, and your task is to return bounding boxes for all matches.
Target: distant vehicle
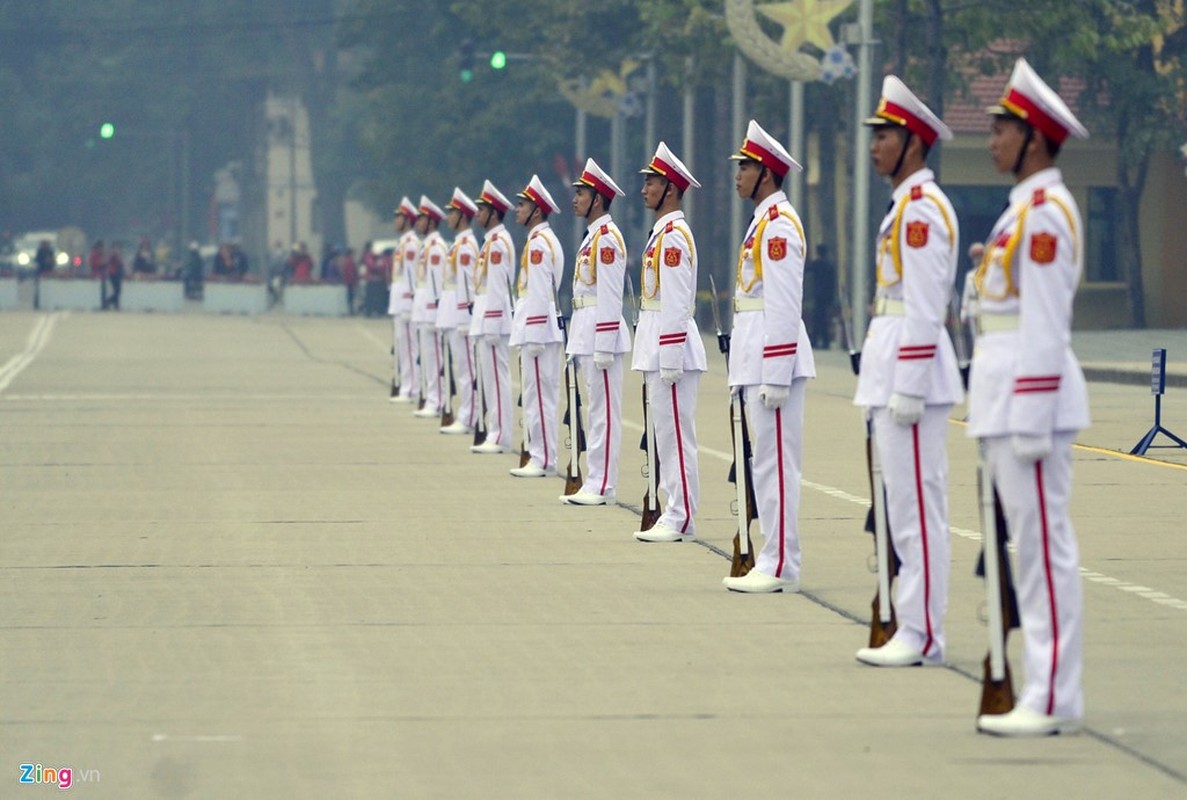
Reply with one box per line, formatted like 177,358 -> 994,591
8,231 -> 68,277
370,238 -> 399,255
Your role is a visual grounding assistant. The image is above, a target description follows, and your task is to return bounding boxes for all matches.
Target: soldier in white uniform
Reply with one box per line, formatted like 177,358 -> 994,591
972,58 -> 1090,738
721,120 -> 816,592
851,79 -> 963,654
632,143 -> 707,542
411,196 -> 448,419
388,197 -> 421,404
470,181 -> 517,455
563,158 -> 631,505
440,187 -> 480,435
509,175 -> 565,478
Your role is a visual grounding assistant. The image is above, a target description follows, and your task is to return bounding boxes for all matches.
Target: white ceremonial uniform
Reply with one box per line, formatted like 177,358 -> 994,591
968,166 -> 1089,720
413,230 -> 447,413
567,213 -> 631,497
510,222 -> 564,471
854,168 -> 963,660
631,210 -> 706,534
388,231 -> 420,399
729,191 -> 816,582
441,228 -> 479,429
478,224 -> 516,448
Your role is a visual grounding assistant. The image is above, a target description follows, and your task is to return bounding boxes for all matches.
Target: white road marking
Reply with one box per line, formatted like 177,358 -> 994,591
0,312 -> 62,393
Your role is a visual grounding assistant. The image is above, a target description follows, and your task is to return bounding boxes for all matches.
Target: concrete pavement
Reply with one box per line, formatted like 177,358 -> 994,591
2,310 -> 1185,798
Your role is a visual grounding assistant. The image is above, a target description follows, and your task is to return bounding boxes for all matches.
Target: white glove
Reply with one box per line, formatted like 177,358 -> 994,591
523,343 -> 545,359
593,351 -> 613,370
888,393 -> 925,426
660,368 -> 683,385
759,383 -> 789,410
1011,432 -> 1052,463
483,333 -> 500,346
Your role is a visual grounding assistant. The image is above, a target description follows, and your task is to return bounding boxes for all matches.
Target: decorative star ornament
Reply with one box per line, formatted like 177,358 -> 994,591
756,0 -> 854,53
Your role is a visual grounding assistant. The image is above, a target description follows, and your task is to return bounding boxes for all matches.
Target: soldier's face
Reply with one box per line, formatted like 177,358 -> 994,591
734,161 -> 762,198
870,127 -> 907,178
414,215 -> 429,234
572,187 -> 594,217
989,118 -> 1026,174
447,209 -> 462,230
641,175 -> 667,209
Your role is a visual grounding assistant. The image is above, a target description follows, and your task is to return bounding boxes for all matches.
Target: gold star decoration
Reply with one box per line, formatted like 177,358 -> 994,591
756,0 -> 854,53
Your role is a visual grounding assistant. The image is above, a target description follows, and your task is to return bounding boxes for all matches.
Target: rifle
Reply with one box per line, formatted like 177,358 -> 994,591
976,452 -> 1020,715
556,284 -> 585,495
472,337 -> 487,447
390,318 -> 401,398
709,275 -> 756,577
440,333 -> 456,427
840,293 -> 898,646
627,274 -> 661,531
506,270 -> 531,468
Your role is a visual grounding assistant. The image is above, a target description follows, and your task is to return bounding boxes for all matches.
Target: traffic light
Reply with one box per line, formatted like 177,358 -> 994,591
490,51 -> 507,70
99,122 -> 115,139
459,39 -> 475,83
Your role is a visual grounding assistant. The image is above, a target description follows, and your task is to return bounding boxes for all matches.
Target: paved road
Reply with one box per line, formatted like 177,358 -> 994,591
2,310 -> 1185,798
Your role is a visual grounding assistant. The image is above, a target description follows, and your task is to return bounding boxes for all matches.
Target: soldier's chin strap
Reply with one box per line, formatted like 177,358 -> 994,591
890,131 -> 913,181
749,164 -> 768,202
648,178 -> 672,212
581,188 -> 599,222
1012,125 -> 1034,176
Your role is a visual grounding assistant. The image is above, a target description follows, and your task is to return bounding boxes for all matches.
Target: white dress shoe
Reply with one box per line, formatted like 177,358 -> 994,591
561,489 -> 614,506
412,407 -> 440,419
470,442 -> 510,454
977,705 -> 1081,737
855,637 -> 940,667
722,570 -> 799,594
439,421 -> 473,435
509,464 -> 557,478
633,522 -> 693,542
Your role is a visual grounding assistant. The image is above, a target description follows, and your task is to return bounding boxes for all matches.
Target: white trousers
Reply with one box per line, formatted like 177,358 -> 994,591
986,432 -> 1083,720
743,380 -> 807,581
394,316 -> 418,399
520,343 -> 562,471
445,327 -> 476,428
577,354 -> 624,496
417,324 -> 442,412
479,336 -> 513,448
645,370 -> 700,534
872,404 -> 953,659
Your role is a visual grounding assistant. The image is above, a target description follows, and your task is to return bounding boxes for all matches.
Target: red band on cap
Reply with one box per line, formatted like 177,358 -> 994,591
880,100 -> 939,147
649,157 -> 689,191
740,140 -> 789,176
479,193 -> 508,212
581,172 -> 615,199
1003,89 -> 1069,145
524,186 -> 551,213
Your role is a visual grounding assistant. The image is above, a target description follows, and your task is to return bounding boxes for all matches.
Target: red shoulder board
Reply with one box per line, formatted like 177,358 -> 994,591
906,221 -> 929,248
600,247 -> 615,265
663,247 -> 681,267
1030,232 -> 1057,264
768,205 -> 779,220
910,185 -> 924,201
600,224 -> 610,235
767,237 -> 787,260
664,221 -> 674,234
530,250 -> 543,265
1033,188 -> 1047,206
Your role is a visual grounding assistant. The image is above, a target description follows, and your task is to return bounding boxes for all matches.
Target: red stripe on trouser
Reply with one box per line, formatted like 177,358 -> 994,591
671,383 -> 690,533
1035,461 -> 1060,715
600,368 -> 611,496
534,356 -> 548,466
774,407 -> 785,577
492,346 -> 505,445
912,423 -> 935,657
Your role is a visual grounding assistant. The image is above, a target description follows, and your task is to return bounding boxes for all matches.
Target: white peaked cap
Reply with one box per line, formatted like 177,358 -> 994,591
573,157 -> 625,198
449,187 -> 478,217
989,58 -> 1089,143
517,174 -> 561,215
397,196 -> 419,219
477,180 -> 512,213
864,76 -> 953,145
730,119 -> 804,175
639,141 -> 701,190
418,195 -> 445,221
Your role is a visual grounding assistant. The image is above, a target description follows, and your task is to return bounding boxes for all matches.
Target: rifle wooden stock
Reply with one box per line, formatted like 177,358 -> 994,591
728,394 -> 757,577
563,364 -> 583,495
640,380 -> 661,531
867,422 -> 899,647
978,456 -> 1019,716
472,341 -> 487,447
440,337 -> 455,428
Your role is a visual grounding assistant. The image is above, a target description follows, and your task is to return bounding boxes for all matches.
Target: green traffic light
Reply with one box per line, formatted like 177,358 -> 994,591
490,51 -> 507,70
460,69 -> 474,83
99,122 -> 115,139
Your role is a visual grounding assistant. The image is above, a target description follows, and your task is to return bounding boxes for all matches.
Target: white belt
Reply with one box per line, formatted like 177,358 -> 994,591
640,299 -> 694,314
733,297 -> 764,313
874,297 -> 905,316
975,313 -> 1020,333
572,296 -> 597,309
